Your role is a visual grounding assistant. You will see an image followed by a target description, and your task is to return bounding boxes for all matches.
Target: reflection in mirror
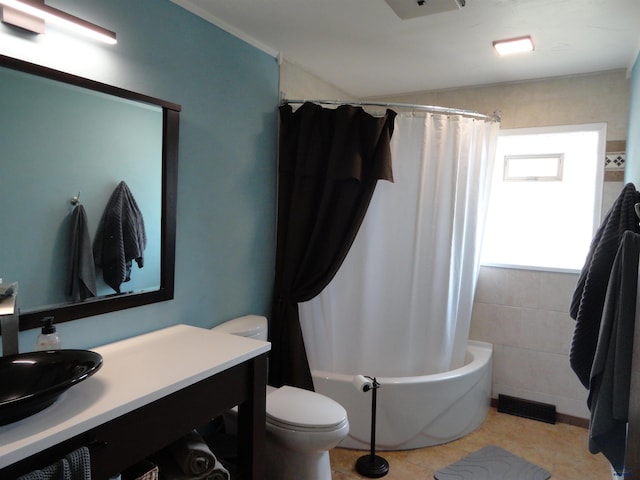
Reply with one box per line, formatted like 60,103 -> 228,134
0,54 -> 180,331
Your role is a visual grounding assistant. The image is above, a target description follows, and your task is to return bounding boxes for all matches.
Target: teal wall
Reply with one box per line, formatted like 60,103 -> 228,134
0,0 -> 278,351
626,52 -> 640,184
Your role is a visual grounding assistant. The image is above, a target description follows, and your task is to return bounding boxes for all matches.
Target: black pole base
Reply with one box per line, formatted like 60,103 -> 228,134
355,454 -> 389,478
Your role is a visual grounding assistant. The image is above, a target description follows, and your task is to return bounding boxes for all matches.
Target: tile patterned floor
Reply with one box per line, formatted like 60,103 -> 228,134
330,408 -> 612,479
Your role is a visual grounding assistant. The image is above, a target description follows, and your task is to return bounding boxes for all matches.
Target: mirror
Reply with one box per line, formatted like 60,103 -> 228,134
0,54 -> 180,332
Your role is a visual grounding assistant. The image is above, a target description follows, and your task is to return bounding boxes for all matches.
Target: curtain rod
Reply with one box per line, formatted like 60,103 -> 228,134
282,98 -> 501,122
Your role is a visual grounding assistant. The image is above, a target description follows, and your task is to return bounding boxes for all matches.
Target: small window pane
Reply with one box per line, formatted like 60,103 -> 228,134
504,154 -> 563,181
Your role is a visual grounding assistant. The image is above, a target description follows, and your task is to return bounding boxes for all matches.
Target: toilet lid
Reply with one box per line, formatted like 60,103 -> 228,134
266,386 -> 347,430
211,315 -> 267,337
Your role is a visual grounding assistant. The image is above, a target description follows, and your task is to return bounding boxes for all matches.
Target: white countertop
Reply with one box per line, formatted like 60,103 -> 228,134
0,324 -> 271,468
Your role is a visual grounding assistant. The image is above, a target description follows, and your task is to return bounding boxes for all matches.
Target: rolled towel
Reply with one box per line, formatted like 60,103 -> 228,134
168,430 -> 216,476
154,454 -> 229,480
201,458 -> 230,480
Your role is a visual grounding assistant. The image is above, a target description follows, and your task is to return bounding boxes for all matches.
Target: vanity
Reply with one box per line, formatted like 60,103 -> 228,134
0,325 -> 270,479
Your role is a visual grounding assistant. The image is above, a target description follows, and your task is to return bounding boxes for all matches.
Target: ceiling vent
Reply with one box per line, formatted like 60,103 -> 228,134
384,0 -> 465,19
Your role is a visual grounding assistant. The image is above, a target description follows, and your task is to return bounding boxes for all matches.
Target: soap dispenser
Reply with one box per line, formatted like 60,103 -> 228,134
36,317 -> 61,351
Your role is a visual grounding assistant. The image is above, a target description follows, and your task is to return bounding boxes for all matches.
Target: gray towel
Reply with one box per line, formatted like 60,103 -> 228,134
156,458 -> 230,480
155,430 -> 230,480
569,183 -> 640,387
587,230 -> 639,474
93,181 -> 146,293
168,430 -> 216,476
18,446 -> 91,480
66,204 -> 97,301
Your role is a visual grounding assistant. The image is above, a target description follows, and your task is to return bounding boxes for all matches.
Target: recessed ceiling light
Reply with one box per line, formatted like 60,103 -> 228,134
493,36 -> 534,56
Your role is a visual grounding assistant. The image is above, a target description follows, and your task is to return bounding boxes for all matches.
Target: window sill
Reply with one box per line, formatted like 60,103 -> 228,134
480,262 -> 581,275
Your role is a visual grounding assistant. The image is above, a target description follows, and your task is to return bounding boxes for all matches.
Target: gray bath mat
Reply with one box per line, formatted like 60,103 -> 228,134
434,445 -> 551,479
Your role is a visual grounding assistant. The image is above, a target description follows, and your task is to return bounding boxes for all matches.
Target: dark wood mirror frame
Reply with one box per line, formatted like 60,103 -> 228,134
0,54 -> 181,332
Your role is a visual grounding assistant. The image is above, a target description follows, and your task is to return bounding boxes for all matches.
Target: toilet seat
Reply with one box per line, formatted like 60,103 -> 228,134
266,386 -> 348,433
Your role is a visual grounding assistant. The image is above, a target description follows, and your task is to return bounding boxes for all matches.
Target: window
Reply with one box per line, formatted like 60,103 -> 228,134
481,123 -> 606,272
503,154 -> 564,181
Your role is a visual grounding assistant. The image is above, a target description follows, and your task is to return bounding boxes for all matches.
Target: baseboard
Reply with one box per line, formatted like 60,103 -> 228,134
490,397 -> 589,428
556,412 -> 589,428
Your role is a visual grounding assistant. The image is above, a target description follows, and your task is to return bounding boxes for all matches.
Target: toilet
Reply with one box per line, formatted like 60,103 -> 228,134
211,315 -> 349,480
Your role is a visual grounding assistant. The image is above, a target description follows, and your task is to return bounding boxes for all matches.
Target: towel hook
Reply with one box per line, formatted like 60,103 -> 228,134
70,191 -> 81,206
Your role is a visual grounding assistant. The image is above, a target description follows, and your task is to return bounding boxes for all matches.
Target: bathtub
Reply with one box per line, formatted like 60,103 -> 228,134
311,340 -> 492,450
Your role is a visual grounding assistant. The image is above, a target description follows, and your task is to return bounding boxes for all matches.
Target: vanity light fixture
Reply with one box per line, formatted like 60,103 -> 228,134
493,35 -> 534,56
0,0 -> 116,44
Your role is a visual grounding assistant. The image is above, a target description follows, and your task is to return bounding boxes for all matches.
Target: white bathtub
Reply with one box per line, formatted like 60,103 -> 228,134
311,340 -> 493,450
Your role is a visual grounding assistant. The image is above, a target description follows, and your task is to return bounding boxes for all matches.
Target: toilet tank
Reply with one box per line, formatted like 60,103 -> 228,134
211,315 -> 268,341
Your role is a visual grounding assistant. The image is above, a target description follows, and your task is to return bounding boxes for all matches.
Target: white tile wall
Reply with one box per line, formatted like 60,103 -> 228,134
471,266 -> 589,417
279,60 -> 355,102
370,70 -> 630,139
471,180 -> 624,419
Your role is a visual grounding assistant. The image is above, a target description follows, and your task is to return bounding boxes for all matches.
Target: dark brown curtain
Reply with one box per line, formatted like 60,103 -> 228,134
269,102 -> 397,389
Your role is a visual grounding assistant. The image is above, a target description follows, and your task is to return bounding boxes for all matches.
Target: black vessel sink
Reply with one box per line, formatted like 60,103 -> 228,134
0,350 -> 103,425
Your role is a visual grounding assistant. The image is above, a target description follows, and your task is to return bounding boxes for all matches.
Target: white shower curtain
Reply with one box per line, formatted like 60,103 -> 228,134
299,112 -> 499,377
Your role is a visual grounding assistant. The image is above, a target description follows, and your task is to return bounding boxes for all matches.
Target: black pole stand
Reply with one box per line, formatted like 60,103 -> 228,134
355,377 -> 389,478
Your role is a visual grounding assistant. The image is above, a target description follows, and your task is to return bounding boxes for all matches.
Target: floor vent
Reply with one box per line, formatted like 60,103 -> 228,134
497,394 -> 557,424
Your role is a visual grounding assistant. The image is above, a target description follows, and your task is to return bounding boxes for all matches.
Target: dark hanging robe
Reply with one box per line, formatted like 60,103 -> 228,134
269,102 -> 396,390
66,204 -> 97,301
93,181 -> 147,293
569,183 -> 640,387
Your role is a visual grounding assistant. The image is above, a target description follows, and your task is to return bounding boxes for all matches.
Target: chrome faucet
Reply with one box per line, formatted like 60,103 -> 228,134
0,282 -> 19,356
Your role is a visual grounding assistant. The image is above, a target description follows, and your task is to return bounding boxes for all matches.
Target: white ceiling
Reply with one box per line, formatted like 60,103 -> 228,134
172,0 -> 640,98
